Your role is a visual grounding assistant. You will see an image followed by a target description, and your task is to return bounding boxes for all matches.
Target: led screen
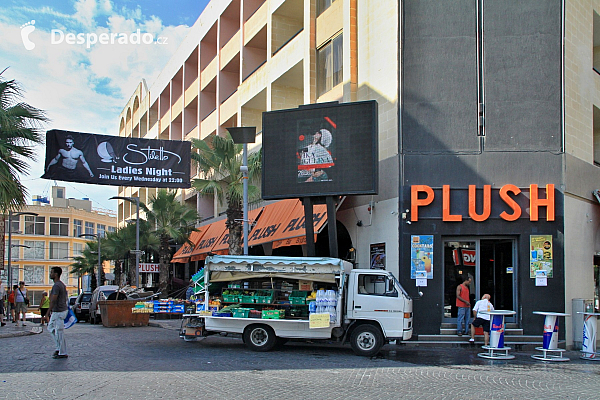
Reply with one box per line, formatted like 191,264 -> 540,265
262,101 -> 378,199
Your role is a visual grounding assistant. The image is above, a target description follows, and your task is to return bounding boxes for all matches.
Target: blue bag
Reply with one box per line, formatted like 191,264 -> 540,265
64,306 -> 77,329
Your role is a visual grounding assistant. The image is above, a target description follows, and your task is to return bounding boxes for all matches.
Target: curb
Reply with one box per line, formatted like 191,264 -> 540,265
0,326 -> 44,339
148,321 -> 180,331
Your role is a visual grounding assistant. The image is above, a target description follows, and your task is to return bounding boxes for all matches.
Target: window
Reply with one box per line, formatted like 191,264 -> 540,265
357,274 -> 397,297
50,217 -> 69,236
4,215 -> 20,233
73,219 -> 83,237
97,224 -> 106,238
85,221 -> 94,235
317,34 -> 343,96
23,241 -> 44,260
24,265 -> 45,285
24,215 -> 45,235
108,226 -> 116,233
4,240 -> 19,260
73,242 -> 83,257
28,290 -> 44,307
594,12 -> 600,73
49,242 -> 69,260
317,0 -> 337,16
60,271 -> 71,286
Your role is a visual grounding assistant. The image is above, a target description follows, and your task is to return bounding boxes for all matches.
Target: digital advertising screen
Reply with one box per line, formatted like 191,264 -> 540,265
262,101 -> 378,199
42,129 -> 191,188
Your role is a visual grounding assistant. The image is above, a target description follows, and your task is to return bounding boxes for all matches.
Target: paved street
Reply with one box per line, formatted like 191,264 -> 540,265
1,321 -> 600,400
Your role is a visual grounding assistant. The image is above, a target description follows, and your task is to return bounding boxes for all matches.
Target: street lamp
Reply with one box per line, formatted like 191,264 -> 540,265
110,196 -> 140,287
7,211 -> 38,287
79,233 -> 101,287
227,127 -> 256,256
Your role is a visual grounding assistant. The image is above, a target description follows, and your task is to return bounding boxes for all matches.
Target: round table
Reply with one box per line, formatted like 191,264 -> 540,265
531,311 -> 570,362
477,310 -> 516,360
576,312 -> 600,361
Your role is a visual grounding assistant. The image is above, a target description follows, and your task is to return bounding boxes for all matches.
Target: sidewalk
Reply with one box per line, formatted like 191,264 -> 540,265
0,320 -> 44,338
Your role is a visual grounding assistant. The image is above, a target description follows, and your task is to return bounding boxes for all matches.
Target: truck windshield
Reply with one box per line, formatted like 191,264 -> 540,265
389,274 -> 410,299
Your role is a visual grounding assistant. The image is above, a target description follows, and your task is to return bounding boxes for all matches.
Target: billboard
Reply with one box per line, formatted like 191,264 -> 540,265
262,101 -> 378,199
42,129 -> 191,188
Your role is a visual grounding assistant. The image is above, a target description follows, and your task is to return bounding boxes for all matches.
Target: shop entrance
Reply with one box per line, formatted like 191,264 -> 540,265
443,238 -> 517,323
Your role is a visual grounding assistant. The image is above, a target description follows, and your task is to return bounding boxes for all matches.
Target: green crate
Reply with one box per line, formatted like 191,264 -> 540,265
255,290 -> 275,304
232,308 -> 252,318
223,294 -> 239,303
241,295 -> 255,303
262,309 -> 285,319
289,297 -> 306,305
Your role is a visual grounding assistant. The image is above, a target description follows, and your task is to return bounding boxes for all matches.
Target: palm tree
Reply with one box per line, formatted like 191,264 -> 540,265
70,242 -> 102,292
191,133 -> 261,255
141,190 -> 198,296
0,69 -> 48,265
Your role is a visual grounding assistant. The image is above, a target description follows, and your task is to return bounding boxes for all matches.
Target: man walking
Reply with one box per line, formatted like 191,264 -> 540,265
470,294 -> 494,346
47,267 -> 69,359
456,275 -> 472,336
15,281 -> 28,327
0,280 -> 5,326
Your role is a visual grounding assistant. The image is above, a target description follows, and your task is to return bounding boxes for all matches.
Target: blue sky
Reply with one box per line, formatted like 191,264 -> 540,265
0,0 -> 209,211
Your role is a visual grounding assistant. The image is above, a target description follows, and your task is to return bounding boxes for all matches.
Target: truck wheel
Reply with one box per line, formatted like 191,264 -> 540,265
243,325 -> 276,352
350,325 -> 384,357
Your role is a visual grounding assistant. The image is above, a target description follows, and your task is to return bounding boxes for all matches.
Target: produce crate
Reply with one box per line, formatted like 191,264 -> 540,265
212,311 -> 232,317
262,309 -> 285,319
255,291 -> 275,304
289,297 -> 306,305
241,294 -> 255,303
248,310 -> 262,319
223,294 -> 240,303
232,308 -> 253,318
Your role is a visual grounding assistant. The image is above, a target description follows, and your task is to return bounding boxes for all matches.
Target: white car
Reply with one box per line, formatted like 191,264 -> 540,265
89,285 -> 124,324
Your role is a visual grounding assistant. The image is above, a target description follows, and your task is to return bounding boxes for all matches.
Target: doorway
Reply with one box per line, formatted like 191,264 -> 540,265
443,238 -> 517,323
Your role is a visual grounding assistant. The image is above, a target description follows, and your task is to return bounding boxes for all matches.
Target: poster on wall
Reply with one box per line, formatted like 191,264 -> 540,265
369,243 -> 386,269
411,235 -> 433,279
530,235 -> 553,278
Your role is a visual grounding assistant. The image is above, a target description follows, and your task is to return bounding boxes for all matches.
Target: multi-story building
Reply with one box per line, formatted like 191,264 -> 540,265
3,186 -> 116,305
118,0 -> 600,347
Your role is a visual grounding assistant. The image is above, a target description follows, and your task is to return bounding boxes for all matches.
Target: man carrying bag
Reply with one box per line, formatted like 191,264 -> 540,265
47,267 -> 69,359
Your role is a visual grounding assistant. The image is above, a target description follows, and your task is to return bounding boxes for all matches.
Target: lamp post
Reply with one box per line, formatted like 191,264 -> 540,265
227,127 -> 256,255
7,211 -> 38,288
79,233 -> 101,286
110,196 -> 140,287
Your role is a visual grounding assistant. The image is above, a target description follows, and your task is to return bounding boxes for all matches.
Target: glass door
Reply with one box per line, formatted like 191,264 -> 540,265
443,238 -> 517,323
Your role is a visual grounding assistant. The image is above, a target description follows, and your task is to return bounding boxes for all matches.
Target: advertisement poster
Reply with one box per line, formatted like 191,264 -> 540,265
411,235 -> 433,279
297,118 -> 335,184
42,129 -> 191,188
369,243 -> 386,269
530,235 -> 553,278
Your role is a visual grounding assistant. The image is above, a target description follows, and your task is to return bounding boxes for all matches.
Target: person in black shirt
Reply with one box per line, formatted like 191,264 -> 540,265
47,267 -> 69,359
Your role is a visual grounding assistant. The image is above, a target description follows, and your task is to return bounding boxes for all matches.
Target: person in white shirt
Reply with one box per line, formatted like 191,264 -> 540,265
0,281 -> 5,326
470,294 -> 494,346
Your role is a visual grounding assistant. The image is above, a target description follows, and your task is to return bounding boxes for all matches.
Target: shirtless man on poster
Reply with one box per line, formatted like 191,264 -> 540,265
46,135 -> 94,178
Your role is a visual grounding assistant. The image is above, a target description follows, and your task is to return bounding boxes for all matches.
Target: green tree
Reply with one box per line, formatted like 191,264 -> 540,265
191,134 -> 261,255
141,189 -> 198,296
0,69 -> 47,266
70,241 -> 103,292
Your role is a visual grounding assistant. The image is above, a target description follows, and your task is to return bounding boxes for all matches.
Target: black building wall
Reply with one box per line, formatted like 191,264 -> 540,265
400,0 -> 564,336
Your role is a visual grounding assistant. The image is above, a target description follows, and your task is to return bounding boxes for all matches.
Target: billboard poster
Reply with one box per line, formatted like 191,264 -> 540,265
262,101 -> 378,199
411,235 -> 433,279
530,235 -> 553,278
41,129 -> 191,188
369,243 -> 386,269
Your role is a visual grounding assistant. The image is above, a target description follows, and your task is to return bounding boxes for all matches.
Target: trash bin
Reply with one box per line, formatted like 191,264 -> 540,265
572,298 -> 594,350
98,300 -> 149,327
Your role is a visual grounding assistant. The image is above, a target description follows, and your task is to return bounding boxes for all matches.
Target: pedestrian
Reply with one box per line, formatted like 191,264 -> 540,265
186,279 -> 194,301
39,291 -> 50,326
470,294 -> 494,346
47,266 -> 69,359
455,275 -> 472,336
15,281 -> 29,327
0,280 -> 6,326
8,285 -> 16,322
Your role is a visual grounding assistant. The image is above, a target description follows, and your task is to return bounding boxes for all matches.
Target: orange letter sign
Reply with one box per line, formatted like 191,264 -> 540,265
530,184 -> 555,221
442,185 -> 462,222
499,184 -> 522,221
468,185 -> 491,221
411,185 -> 434,221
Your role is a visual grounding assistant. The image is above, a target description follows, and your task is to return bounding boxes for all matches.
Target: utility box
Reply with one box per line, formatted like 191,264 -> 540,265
572,298 -> 594,350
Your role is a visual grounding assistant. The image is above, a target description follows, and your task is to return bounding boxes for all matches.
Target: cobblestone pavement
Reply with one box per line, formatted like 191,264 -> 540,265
1,321 -> 600,400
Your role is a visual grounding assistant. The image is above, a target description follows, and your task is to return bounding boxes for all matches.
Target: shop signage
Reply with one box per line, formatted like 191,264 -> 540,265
138,263 -> 159,273
410,184 -> 555,222
410,235 -> 433,279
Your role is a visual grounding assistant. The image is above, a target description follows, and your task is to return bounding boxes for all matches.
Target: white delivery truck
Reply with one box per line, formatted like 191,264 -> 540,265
181,255 -> 413,356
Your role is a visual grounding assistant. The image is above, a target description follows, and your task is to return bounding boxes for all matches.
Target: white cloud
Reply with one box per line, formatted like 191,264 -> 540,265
0,2 -> 193,210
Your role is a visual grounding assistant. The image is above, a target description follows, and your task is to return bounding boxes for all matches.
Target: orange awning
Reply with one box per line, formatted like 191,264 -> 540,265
189,218 -> 227,261
247,199 -> 328,248
211,207 -> 264,253
171,228 -> 207,264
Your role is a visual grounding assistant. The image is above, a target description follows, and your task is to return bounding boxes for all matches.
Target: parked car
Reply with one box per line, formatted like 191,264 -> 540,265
73,292 -> 93,322
69,295 -> 77,308
89,285 -> 122,325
